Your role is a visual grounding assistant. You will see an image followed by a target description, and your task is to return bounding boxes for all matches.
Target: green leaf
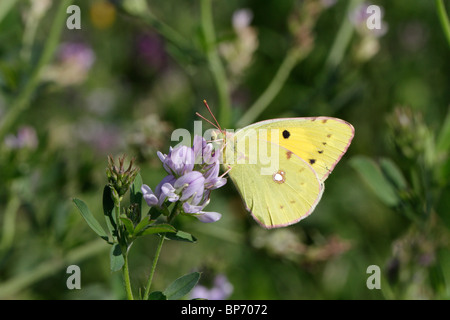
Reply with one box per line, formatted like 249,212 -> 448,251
120,216 -> 135,235
163,272 -> 201,300
133,216 -> 155,235
437,108 -> 450,153
138,223 -> 177,236
110,243 -> 124,272
379,158 -> 408,190
429,264 -> 446,296
349,156 -> 399,207
148,291 -> 167,300
103,186 -> 117,238
130,173 -> 143,215
73,198 -> 109,241
164,230 -> 197,243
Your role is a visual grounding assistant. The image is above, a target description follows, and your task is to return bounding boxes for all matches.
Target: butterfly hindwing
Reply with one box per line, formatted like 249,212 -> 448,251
226,138 -> 324,228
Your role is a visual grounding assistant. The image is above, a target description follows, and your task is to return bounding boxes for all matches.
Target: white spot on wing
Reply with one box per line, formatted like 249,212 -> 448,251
272,170 -> 286,184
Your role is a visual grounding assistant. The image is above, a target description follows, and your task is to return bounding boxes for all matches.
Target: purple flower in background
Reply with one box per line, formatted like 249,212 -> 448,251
58,42 -> 96,70
190,274 -> 234,300
43,42 -> 96,86
4,126 -> 38,150
349,2 -> 388,38
142,136 -> 226,223
136,32 -> 167,71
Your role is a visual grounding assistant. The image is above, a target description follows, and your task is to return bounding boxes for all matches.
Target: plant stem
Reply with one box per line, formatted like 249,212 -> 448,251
0,0 -> 18,25
237,49 -> 304,128
325,0 -> 362,69
0,239 -> 107,298
114,199 -> 133,299
142,235 -> 165,300
0,194 -> 20,251
122,252 -> 134,300
0,0 -> 72,142
142,203 -> 180,300
201,0 -> 231,128
436,0 -> 450,48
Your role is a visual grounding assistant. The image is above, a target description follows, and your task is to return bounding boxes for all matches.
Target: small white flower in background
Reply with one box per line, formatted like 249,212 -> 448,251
320,0 -> 337,9
220,9 -> 258,85
42,42 -> 96,86
22,0 -> 51,22
232,8 -> 253,31
349,3 -> 388,62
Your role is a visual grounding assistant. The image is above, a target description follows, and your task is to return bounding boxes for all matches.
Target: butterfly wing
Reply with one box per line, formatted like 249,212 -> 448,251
225,138 -> 324,228
236,117 -> 355,182
223,117 -> 353,228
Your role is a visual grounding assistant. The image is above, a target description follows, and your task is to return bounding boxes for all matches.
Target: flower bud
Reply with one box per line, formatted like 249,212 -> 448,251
106,155 -> 140,202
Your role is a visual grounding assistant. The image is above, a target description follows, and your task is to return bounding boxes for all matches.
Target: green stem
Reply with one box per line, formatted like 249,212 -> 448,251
201,0 -> 231,128
325,0 -> 362,69
298,0 -> 362,112
114,200 -> 134,299
0,0 -> 18,25
0,0 -> 72,142
142,235 -> 165,300
436,0 -> 450,48
142,203 -> 180,300
122,252 -> 134,300
0,239 -> 107,298
236,49 -> 304,128
0,194 -> 20,251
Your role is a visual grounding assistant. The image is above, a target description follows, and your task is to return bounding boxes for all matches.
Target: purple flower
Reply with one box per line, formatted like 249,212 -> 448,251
349,3 -> 388,38
58,42 -> 95,71
136,32 -> 167,71
158,145 -> 195,176
193,135 -> 222,165
203,163 -> 227,190
142,175 -> 178,208
190,274 -> 233,300
4,126 -> 38,150
142,135 -> 226,223
174,171 -> 205,202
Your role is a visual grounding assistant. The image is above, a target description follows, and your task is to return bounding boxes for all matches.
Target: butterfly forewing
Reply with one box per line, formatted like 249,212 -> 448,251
240,117 -> 355,182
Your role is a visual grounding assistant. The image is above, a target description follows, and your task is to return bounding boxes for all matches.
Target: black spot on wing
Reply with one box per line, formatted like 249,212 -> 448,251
282,130 -> 290,139
309,159 -> 316,165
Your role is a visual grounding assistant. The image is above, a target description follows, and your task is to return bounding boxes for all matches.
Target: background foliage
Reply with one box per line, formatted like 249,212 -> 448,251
0,0 -> 449,299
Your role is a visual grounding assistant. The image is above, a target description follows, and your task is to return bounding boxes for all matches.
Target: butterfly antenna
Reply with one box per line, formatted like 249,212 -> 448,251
203,100 -> 222,132
220,165 -> 232,178
195,112 -> 219,129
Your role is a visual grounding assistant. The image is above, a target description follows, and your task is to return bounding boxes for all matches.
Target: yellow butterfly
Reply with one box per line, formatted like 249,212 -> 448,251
200,102 -> 355,229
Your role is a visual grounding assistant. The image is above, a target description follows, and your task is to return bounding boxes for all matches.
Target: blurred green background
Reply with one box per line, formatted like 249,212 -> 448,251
0,0 -> 449,299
